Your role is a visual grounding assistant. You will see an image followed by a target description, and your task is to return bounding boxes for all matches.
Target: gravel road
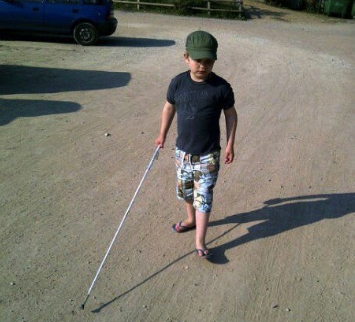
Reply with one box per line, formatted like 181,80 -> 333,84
1,8 -> 354,322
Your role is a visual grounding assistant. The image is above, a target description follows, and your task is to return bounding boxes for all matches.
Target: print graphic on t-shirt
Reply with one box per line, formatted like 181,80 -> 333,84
176,90 -> 209,119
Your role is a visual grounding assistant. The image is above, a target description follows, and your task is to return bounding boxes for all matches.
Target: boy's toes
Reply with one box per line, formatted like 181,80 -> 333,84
172,221 -> 196,233
195,248 -> 213,259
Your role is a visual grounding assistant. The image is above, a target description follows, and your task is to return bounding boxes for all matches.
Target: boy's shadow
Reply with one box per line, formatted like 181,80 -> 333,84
91,192 -> 354,312
208,193 -> 354,264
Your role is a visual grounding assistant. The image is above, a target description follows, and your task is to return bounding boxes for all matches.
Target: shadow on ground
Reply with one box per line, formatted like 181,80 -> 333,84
97,36 -> 176,47
88,192 -> 354,312
0,98 -> 81,126
243,5 -> 289,20
0,32 -> 76,44
0,65 -> 131,95
208,192 -> 355,264
0,32 -> 176,47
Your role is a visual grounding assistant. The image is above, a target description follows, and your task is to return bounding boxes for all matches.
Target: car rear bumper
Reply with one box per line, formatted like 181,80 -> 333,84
97,18 -> 117,36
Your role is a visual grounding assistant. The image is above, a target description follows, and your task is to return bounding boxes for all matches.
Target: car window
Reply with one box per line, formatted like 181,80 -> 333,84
47,0 -> 80,4
83,0 -> 103,4
16,0 -> 43,3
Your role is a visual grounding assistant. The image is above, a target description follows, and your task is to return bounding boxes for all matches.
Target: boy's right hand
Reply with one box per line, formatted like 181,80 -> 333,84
155,135 -> 165,148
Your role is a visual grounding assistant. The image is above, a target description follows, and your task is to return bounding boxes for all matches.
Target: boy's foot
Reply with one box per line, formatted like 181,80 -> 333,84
171,221 -> 196,233
195,248 -> 213,259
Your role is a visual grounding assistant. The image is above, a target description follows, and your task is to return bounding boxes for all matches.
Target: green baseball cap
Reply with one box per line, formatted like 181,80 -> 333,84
185,30 -> 218,60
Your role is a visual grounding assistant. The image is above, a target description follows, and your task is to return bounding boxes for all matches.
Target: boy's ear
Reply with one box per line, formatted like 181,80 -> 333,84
183,52 -> 190,63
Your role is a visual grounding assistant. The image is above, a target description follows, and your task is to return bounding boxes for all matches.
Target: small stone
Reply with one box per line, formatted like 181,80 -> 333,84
104,133 -> 110,137
10,282 -> 15,286
184,266 -> 189,269
272,304 -> 279,309
286,308 -> 291,312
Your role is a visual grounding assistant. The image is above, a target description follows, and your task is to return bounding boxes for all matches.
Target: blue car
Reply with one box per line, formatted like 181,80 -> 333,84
0,0 -> 117,45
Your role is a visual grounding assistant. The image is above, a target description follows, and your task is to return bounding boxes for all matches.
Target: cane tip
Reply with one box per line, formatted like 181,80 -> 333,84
80,303 -> 85,310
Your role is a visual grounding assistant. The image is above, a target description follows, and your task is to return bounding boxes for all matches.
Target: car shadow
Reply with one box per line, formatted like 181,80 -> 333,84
0,98 -> 81,126
0,31 -> 76,44
89,192 -> 354,312
0,32 -> 176,48
0,65 -> 131,95
97,36 -> 176,47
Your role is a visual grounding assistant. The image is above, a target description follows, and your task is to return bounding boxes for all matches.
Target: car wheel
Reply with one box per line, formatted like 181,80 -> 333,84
73,23 -> 98,46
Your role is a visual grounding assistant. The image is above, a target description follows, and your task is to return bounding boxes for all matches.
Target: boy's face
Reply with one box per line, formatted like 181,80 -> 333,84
184,54 -> 215,82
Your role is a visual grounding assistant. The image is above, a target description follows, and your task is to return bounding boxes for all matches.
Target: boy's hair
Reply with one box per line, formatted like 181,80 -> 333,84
186,30 -> 218,61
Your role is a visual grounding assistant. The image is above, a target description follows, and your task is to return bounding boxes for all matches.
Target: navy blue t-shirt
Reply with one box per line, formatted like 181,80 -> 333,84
167,71 -> 235,155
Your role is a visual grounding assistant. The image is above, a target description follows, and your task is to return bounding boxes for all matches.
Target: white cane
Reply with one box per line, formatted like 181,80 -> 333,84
81,145 -> 161,309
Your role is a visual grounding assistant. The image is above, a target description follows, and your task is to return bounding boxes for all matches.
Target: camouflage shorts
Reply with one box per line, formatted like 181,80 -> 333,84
175,147 -> 220,214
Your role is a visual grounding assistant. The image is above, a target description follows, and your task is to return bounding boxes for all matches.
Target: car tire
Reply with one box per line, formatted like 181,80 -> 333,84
73,23 -> 98,46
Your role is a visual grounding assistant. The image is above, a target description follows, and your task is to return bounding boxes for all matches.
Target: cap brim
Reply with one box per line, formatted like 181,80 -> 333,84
188,50 -> 217,60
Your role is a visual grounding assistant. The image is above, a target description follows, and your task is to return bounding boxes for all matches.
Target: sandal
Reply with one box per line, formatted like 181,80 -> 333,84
171,221 -> 196,233
196,248 -> 213,259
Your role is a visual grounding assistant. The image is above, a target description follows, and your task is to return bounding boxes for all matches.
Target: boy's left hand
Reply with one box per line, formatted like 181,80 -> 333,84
224,148 -> 234,164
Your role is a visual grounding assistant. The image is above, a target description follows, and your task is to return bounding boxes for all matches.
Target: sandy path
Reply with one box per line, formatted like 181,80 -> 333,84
0,8 -> 354,322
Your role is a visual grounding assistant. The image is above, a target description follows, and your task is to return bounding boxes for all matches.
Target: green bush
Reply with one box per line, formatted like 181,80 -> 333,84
174,0 -> 205,15
265,0 -> 324,11
114,0 -> 244,19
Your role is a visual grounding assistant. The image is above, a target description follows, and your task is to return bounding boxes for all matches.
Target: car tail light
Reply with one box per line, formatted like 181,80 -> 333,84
107,1 -> 115,19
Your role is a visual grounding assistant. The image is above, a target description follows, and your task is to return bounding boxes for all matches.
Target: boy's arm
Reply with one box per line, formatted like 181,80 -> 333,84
155,101 -> 176,148
223,106 -> 238,164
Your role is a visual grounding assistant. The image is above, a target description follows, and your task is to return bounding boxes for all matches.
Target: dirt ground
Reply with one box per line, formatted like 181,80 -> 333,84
0,5 -> 354,322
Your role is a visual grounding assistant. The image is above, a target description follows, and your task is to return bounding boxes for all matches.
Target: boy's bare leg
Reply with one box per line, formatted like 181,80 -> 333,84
183,201 -> 196,227
196,211 -> 210,251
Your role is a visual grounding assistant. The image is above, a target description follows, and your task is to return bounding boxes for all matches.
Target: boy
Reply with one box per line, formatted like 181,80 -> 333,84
155,30 -> 238,259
